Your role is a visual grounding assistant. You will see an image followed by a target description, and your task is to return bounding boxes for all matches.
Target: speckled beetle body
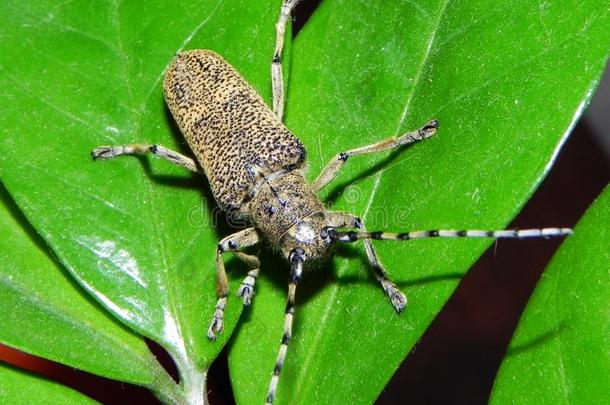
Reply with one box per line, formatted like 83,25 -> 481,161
91,1 -> 572,404
164,50 -> 329,257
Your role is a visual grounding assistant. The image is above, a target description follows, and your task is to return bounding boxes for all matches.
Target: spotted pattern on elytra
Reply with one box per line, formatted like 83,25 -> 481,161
163,50 -> 306,213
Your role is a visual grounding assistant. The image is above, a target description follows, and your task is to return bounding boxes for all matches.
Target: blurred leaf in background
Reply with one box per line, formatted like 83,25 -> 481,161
491,186 -> 610,404
0,363 -> 99,405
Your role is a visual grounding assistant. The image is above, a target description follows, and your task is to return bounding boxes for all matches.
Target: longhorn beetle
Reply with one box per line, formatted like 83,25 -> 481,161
92,1 -> 572,403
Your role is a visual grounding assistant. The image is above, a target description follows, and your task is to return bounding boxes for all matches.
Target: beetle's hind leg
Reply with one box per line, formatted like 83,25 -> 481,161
92,143 -> 201,173
326,211 -> 407,313
272,0 -> 302,121
208,227 -> 262,340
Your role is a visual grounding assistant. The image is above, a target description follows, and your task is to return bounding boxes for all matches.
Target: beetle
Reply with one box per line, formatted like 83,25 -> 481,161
92,1 -> 571,403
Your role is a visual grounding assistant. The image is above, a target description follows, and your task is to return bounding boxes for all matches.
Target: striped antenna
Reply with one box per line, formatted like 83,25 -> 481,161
328,227 -> 573,243
266,249 -> 304,405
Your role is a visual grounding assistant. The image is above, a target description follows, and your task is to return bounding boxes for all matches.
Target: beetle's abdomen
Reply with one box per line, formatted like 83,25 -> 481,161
163,50 -> 306,211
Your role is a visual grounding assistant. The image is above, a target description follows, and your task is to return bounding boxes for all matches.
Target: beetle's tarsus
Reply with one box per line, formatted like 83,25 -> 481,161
207,297 -> 227,341
91,146 -> 116,160
237,275 -> 256,306
380,279 -> 407,313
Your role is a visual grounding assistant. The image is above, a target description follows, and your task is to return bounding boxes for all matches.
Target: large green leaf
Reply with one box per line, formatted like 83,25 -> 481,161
0,184 -> 172,392
0,0 -> 280,400
229,1 -> 609,404
0,362 -> 98,405
490,186 -> 610,404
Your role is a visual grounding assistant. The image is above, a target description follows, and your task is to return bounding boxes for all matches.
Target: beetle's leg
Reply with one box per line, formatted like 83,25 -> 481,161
266,249 -> 304,405
208,227 -> 262,340
92,143 -> 201,173
326,219 -> 572,312
272,0 -> 302,121
234,251 -> 261,306
326,211 -> 407,313
313,120 -> 438,192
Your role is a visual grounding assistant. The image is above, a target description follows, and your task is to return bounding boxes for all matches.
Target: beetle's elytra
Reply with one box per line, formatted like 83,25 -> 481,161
164,50 -> 308,215
91,1 -> 572,403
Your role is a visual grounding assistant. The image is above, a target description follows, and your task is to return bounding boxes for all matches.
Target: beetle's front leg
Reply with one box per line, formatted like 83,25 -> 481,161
92,143 -> 201,173
326,211 -> 407,313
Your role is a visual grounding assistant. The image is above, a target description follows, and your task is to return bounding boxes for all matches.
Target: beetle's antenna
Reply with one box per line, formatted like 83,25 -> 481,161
328,227 -> 572,242
266,248 -> 304,405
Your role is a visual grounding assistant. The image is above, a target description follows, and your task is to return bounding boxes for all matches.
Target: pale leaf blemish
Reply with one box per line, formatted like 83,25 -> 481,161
105,125 -> 120,134
470,187 -> 481,203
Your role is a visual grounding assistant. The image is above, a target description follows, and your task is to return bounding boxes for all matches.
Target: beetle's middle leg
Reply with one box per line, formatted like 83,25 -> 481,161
92,143 -> 201,173
326,211 -> 407,313
313,120 -> 438,192
234,251 -> 261,306
208,227 -> 262,340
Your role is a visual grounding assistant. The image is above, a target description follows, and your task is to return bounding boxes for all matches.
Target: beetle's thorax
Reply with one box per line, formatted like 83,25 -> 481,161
247,171 -> 332,263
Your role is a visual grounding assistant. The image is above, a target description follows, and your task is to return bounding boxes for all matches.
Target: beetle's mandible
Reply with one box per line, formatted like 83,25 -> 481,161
92,1 -> 572,403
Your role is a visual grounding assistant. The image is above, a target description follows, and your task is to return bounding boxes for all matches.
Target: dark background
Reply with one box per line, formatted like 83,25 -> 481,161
1,2 -> 608,404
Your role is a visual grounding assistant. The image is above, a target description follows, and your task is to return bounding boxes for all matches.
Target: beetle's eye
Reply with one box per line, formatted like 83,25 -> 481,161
320,226 -> 333,239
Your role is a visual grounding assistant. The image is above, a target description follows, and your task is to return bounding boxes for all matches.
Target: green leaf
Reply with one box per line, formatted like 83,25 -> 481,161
0,184 -> 170,389
0,362 -> 98,405
229,1 -> 609,404
490,186 -> 610,404
0,0 -> 279,400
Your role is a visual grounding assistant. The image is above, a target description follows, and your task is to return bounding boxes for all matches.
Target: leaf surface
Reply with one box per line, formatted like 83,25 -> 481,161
0,0 -> 279,396
0,185 -> 166,388
229,1 -> 610,404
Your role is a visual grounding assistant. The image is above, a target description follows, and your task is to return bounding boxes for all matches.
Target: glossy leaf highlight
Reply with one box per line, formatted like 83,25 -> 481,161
0,185 -> 167,388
